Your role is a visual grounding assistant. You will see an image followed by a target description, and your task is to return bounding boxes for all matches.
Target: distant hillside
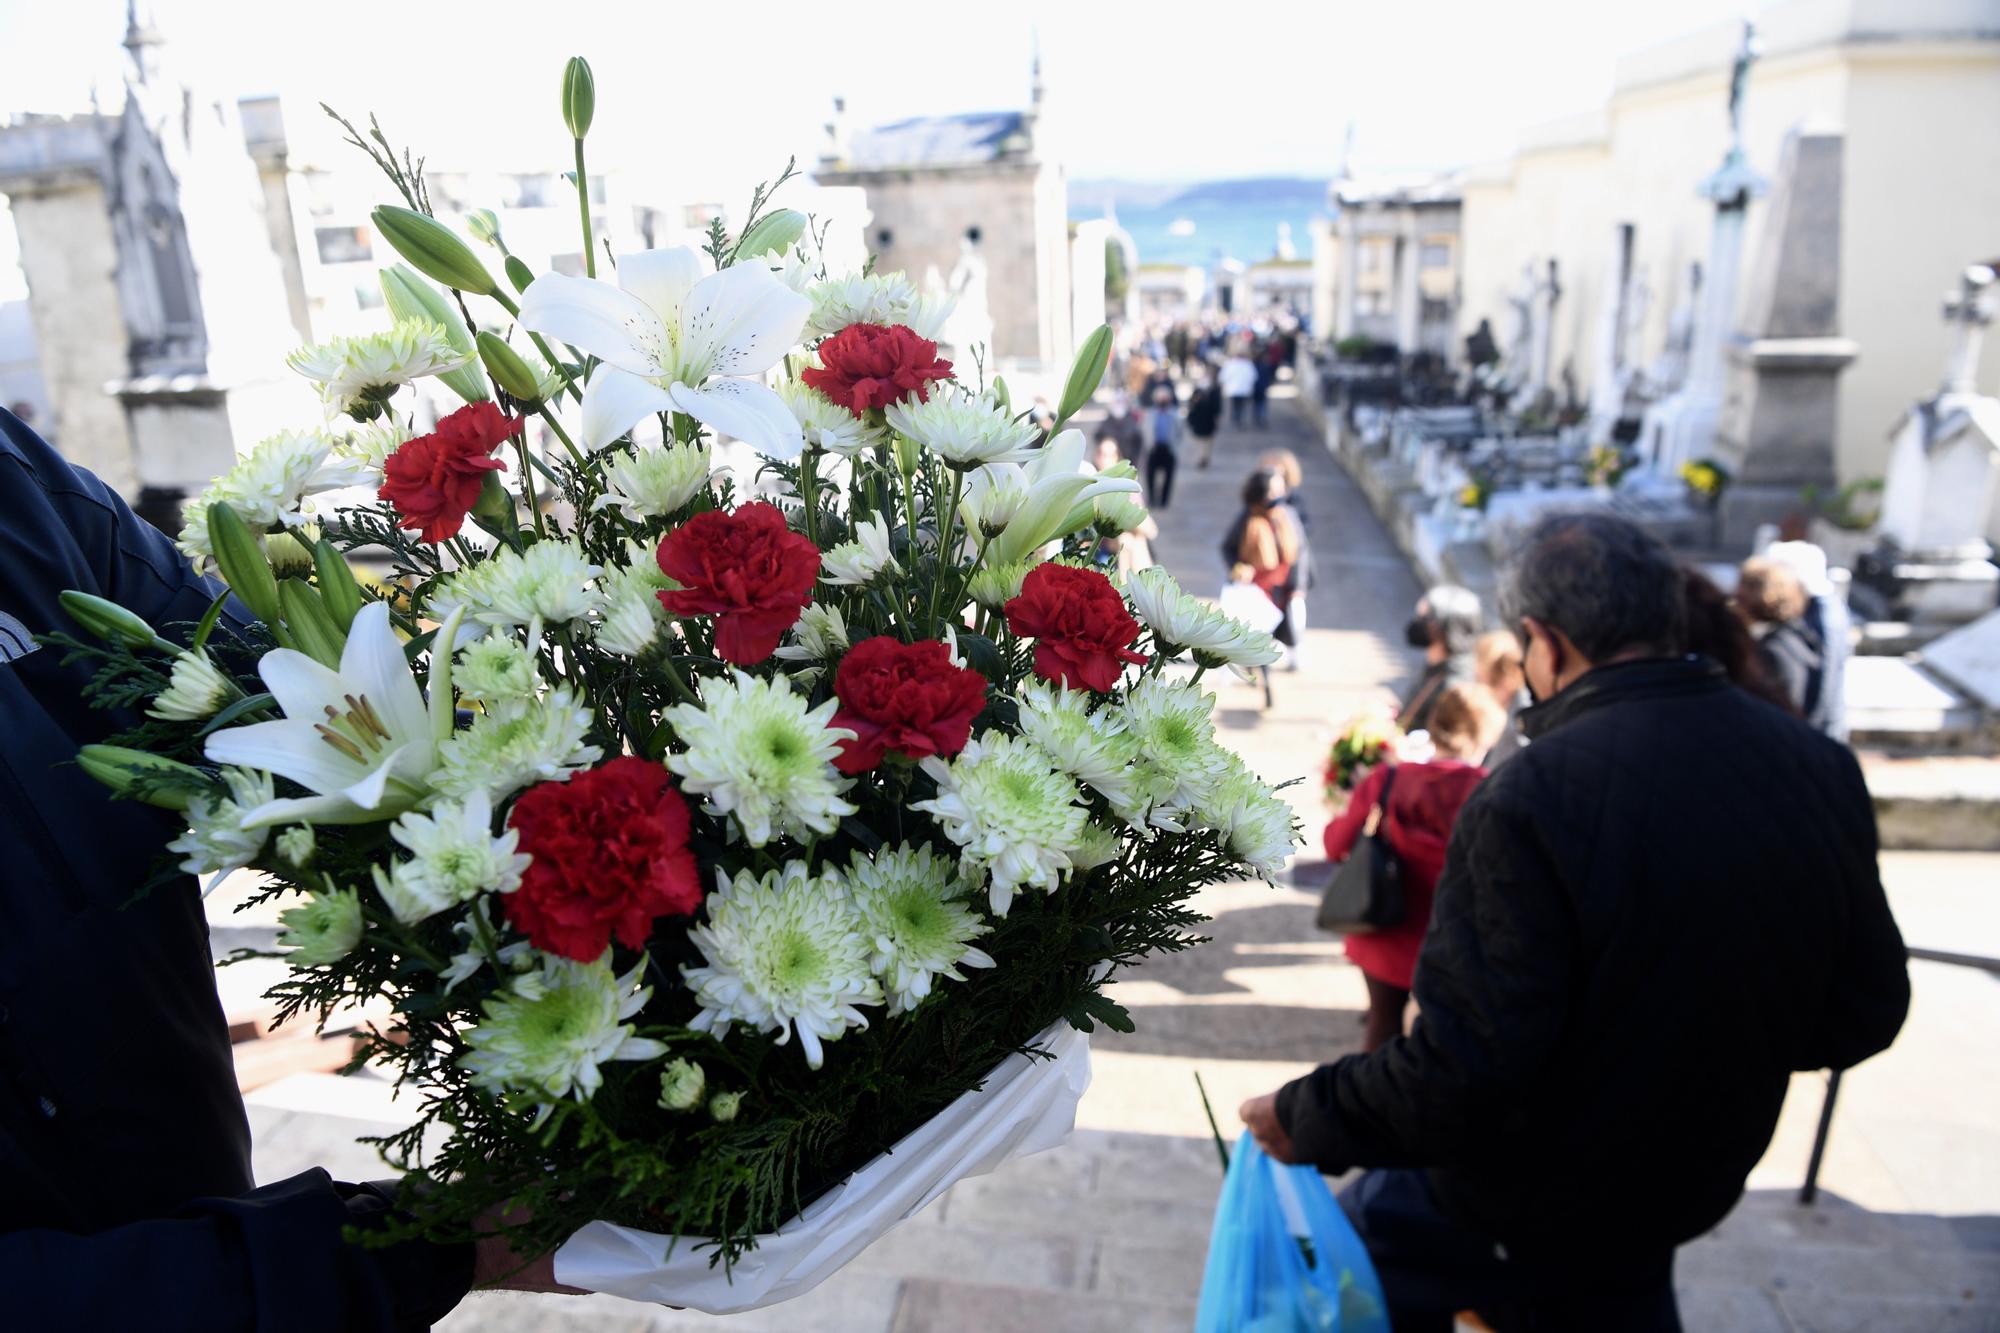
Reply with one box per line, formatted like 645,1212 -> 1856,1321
1071,177 -> 1329,213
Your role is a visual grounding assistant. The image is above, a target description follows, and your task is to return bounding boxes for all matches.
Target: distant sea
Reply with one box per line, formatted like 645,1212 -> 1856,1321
1070,177 -> 1330,268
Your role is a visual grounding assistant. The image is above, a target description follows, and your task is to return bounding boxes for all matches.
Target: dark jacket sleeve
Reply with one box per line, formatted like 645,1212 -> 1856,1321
1798,748 -> 1910,1071
1275,782 -> 1579,1172
4,1171 -> 473,1333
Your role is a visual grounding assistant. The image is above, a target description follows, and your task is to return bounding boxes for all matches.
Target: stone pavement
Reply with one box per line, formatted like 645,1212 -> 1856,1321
235,387 -> 2000,1330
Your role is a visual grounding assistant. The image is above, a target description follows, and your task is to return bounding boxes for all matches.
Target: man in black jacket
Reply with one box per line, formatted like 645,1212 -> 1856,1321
1241,513 -> 1909,1331
0,411 -> 558,1329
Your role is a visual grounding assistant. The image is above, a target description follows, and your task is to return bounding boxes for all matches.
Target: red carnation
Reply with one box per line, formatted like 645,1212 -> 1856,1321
1004,563 -> 1149,692
377,402 -> 521,543
503,756 -> 702,962
830,636 -> 988,774
656,502 -> 820,665
801,323 -> 954,417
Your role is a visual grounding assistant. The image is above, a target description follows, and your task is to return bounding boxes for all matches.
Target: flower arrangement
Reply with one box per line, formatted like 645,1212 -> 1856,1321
1586,444 -> 1632,491
48,62 -> 1295,1290
1322,711 -> 1402,810
1456,476 -> 1492,513
1680,458 -> 1730,503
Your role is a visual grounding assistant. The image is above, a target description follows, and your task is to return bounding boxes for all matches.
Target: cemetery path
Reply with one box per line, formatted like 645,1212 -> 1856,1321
232,386 -> 2000,1331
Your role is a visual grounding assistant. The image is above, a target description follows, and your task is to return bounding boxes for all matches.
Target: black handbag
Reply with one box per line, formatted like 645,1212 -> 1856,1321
1313,767 -> 1405,933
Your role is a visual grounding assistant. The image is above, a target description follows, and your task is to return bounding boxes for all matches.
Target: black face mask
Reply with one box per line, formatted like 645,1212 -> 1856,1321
1404,616 -> 1434,649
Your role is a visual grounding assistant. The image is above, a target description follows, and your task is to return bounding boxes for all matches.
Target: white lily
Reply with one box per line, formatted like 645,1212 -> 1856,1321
204,602 -> 463,827
518,246 -> 812,458
966,429 -> 1142,566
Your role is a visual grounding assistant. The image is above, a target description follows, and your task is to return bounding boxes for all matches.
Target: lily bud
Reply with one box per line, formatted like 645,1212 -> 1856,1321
311,538 -> 365,634
278,579 -> 346,670
478,331 -> 544,402
989,375 -> 1012,415
562,57 -> 595,139
465,208 -> 503,249
1056,323 -> 1114,427
735,208 -> 807,261
75,745 -> 205,810
505,255 -> 536,295
893,433 -> 922,477
59,590 -> 163,650
380,264 -> 489,404
371,205 -> 496,297
206,502 -> 282,628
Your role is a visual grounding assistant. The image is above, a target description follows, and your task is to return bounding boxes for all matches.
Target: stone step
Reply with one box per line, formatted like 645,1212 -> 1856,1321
1861,754 -> 2000,852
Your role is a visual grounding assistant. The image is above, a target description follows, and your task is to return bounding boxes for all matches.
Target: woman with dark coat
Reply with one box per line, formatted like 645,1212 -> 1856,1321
1323,683 -> 1502,1051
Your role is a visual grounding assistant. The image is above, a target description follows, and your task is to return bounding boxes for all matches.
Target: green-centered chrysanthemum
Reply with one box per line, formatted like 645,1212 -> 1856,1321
1116,677 -> 1236,827
838,844 -> 995,1016
683,863 -> 883,1070
657,1058 -> 706,1112
591,441 -> 712,520
1014,682 -> 1139,809
1126,566 -> 1281,674
460,954 -> 666,1115
287,318 -> 470,418
369,791 -> 530,925
147,648 -> 234,722
911,732 -> 1088,916
966,559 -> 1037,611
1193,754 -> 1302,879
593,540 -> 676,657
663,672 -> 857,848
436,539 -> 604,634
434,686 -> 602,802
166,766 -> 273,876
275,886 -> 364,966
455,636 -> 538,709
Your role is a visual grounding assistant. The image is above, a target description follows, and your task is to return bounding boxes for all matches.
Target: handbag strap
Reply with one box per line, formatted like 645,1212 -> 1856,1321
1361,766 -> 1399,837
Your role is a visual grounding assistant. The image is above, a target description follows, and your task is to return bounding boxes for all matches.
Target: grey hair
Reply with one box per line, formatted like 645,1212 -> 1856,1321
1497,512 -> 1685,662
1422,584 -> 1484,655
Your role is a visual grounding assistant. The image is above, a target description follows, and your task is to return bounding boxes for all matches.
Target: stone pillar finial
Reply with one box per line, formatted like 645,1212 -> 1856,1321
1941,263 -> 1996,395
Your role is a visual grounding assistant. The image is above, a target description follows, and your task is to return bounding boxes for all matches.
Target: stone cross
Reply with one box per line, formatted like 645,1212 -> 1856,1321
1942,264 -> 1996,394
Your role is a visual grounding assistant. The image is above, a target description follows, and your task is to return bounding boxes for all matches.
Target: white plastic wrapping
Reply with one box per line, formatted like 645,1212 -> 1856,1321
552,1021 -> 1093,1312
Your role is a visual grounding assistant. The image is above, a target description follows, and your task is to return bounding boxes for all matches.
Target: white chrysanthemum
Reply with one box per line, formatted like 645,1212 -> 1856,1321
1195,758 -> 1301,879
175,431 -> 370,561
592,442 -> 712,519
683,863 -> 883,1070
806,272 -> 920,338
147,649 -> 233,722
912,733 -> 1088,916
658,1058 -> 707,1111
1127,567 -> 1282,672
839,844 -> 995,1017
333,419 -> 415,475
1069,821 -> 1125,872
262,526 -> 318,577
885,393 -> 1039,469
903,291 -> 955,341
438,900 -> 535,994
455,636 -> 538,710
777,379 -> 881,457
709,1089 -> 745,1122
1118,677 -> 1237,824
1014,682 -> 1139,808
663,673 -> 857,847
773,603 -> 848,665
821,514 -> 900,587
594,541 -> 675,657
438,540 -> 603,633
434,686 -> 602,801
276,887 -> 364,966
1095,491 -> 1150,536
275,825 -> 316,868
167,767 -> 273,875
461,954 -> 667,1109
370,791 -> 530,925
287,319 -> 471,416
966,559 -> 1036,610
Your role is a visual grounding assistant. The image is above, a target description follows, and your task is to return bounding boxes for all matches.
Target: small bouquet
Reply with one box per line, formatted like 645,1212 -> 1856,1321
1456,474 -> 1492,513
1321,711 -> 1401,811
50,59 -> 1297,1310
1587,444 -> 1632,490
1680,458 -> 1730,506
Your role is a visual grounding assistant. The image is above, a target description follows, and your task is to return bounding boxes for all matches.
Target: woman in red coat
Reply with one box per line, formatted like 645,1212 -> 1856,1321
1324,683 -> 1502,1050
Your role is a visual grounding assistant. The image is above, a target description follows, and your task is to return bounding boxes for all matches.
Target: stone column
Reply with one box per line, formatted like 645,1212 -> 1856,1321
1393,219 -> 1423,355
1656,155 -> 1764,477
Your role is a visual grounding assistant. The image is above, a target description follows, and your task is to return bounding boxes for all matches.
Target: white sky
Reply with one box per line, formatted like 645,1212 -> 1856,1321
1,0 -> 1769,189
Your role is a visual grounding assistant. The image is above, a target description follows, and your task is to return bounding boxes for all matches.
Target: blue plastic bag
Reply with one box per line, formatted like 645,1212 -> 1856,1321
1194,1132 -> 1390,1333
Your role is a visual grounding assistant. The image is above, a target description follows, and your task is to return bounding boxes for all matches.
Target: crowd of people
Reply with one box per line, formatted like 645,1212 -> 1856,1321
1240,514 -> 1907,1331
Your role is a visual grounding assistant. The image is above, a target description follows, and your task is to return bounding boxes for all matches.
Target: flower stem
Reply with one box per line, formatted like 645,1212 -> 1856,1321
573,139 -> 595,280
537,404 -> 588,469
514,436 -> 547,538
927,465 -> 964,631
799,448 -> 820,548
